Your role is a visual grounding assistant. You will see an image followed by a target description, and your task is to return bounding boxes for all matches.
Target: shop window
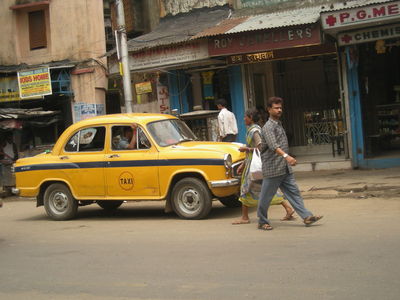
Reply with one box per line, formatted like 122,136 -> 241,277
51,69 -> 72,95
28,10 -> 47,50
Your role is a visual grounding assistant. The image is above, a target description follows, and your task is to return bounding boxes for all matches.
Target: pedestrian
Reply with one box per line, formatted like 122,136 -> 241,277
215,98 -> 238,142
0,132 -> 18,195
257,97 -> 323,230
232,108 -> 295,225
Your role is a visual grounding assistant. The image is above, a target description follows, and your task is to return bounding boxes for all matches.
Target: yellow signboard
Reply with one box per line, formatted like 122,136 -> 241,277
0,77 -> 21,102
17,67 -> 52,98
135,81 -> 152,95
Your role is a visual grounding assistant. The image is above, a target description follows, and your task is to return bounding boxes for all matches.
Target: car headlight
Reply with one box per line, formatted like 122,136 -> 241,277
224,154 -> 232,176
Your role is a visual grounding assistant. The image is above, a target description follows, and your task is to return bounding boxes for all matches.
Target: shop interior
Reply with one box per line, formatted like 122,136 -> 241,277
247,54 -> 344,162
358,39 -> 400,159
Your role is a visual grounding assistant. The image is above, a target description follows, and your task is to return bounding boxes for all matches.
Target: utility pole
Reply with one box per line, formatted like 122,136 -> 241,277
115,0 -> 133,113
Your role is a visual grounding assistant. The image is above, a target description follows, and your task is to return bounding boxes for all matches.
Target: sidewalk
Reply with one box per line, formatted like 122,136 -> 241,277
295,167 -> 400,199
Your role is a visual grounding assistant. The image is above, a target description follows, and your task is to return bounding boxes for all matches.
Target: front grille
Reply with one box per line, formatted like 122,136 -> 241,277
232,160 -> 243,178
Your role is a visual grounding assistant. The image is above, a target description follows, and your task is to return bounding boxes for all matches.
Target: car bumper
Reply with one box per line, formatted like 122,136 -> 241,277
209,178 -> 240,188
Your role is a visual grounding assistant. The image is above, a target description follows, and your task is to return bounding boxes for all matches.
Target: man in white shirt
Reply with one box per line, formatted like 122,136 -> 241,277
216,98 -> 238,142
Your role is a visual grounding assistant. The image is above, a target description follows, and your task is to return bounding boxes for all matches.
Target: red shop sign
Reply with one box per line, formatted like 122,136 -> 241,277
208,24 -> 321,56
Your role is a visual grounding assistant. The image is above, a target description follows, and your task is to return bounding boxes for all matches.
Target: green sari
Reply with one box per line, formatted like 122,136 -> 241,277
239,124 -> 283,207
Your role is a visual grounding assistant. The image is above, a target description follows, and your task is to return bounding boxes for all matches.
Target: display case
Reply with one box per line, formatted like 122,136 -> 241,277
376,103 -> 400,150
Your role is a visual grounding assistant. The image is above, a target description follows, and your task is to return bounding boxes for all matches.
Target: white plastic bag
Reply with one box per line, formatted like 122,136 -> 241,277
249,149 -> 263,180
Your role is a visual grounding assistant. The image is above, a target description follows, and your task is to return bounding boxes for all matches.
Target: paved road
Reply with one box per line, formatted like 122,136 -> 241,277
1,196 -> 400,300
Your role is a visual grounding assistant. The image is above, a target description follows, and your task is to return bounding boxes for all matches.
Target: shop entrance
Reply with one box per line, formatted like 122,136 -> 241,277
358,41 -> 400,159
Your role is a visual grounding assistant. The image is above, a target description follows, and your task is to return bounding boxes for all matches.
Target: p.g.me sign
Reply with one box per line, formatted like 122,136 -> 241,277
322,1 -> 400,30
209,25 -> 321,56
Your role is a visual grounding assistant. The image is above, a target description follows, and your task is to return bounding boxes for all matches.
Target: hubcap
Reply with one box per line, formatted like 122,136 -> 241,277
50,191 -> 69,214
179,188 -> 201,213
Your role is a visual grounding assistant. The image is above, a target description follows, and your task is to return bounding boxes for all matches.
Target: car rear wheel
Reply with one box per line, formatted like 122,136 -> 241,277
44,183 -> 78,221
171,177 -> 212,219
219,195 -> 241,207
97,200 -> 123,210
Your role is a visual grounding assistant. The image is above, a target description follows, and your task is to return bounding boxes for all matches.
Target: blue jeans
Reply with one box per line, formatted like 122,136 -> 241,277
257,172 -> 313,225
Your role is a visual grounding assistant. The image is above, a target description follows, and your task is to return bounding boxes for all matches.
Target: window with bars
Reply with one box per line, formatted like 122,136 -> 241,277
28,10 -> 47,50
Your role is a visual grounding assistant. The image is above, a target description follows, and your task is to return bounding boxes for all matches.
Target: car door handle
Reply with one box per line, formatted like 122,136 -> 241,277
108,154 -> 120,158
60,156 -> 69,160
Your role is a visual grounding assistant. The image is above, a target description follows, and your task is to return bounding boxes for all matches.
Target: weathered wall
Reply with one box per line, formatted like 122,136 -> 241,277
162,0 -> 230,16
0,0 -> 107,106
0,0 -> 18,65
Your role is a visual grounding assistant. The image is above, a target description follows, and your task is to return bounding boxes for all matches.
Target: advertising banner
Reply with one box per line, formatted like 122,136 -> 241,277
17,67 -> 52,99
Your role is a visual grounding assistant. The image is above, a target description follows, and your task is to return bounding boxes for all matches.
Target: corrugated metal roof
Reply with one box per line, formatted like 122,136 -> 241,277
193,17 -> 249,39
226,6 -> 322,34
127,5 -> 230,52
192,5 -> 323,39
320,0 -> 394,12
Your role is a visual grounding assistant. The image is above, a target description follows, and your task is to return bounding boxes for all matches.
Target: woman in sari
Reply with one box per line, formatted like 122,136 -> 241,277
232,108 -> 295,225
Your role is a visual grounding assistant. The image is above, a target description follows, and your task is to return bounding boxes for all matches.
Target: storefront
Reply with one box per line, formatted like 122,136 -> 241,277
205,9 -> 348,165
322,0 -> 400,168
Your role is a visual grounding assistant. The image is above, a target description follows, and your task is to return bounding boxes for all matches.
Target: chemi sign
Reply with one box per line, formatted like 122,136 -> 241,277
322,1 -> 400,30
209,25 -> 321,56
338,23 -> 400,46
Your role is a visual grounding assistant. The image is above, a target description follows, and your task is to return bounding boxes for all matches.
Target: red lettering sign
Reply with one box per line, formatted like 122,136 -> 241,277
209,25 -> 321,56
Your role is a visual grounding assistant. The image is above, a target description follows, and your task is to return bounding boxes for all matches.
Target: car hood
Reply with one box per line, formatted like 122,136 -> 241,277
167,141 -> 245,162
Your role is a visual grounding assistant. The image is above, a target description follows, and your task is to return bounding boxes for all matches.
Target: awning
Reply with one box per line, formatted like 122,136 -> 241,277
9,0 -> 50,10
127,5 -> 231,52
194,5 -> 322,38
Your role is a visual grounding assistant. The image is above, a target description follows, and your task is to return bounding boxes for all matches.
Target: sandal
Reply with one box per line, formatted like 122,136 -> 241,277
258,223 -> 273,231
232,219 -> 250,225
304,215 -> 323,226
281,210 -> 295,221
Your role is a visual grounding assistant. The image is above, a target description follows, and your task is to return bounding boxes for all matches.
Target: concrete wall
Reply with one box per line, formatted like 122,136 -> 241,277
0,0 -> 107,106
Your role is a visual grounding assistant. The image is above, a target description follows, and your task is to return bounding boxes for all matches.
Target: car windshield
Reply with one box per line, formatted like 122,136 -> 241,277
147,119 -> 197,146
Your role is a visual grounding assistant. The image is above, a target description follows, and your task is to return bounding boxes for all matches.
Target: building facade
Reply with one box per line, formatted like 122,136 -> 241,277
0,0 -> 107,153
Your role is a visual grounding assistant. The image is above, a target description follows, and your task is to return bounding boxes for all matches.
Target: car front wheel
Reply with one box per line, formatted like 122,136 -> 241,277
44,183 -> 78,221
171,177 -> 212,219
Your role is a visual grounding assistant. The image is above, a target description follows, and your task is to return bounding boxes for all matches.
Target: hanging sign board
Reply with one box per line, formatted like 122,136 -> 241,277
338,23 -> 400,46
209,25 -> 321,56
321,1 -> 400,31
135,81 -> 152,94
227,44 -> 337,64
17,67 -> 52,99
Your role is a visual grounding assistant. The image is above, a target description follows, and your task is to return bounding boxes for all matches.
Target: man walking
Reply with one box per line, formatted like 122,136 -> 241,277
215,98 -> 238,142
257,97 -> 323,230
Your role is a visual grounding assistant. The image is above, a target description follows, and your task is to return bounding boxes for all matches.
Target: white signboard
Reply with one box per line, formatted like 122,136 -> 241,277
322,1 -> 400,30
338,23 -> 400,46
157,83 -> 170,114
129,41 -> 209,71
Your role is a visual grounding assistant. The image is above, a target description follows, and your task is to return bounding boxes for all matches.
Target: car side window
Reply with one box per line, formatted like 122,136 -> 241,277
65,127 -> 105,152
111,125 -> 151,150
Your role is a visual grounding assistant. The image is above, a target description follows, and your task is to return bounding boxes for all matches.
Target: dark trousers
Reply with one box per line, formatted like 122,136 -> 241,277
222,134 -> 237,142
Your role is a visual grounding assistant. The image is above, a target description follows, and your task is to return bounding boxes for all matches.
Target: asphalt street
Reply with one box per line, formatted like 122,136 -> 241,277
1,188 -> 400,300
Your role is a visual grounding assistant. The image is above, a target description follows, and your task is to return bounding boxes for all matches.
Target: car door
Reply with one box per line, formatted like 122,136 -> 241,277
105,124 -> 159,199
61,126 -> 106,198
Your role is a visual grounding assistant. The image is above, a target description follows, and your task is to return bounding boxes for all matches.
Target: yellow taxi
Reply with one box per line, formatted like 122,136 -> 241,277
14,113 -> 245,220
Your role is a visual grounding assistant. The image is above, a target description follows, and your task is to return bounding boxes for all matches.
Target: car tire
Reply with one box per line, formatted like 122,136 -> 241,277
97,200 -> 123,210
219,195 -> 241,207
171,177 -> 212,219
44,183 -> 78,221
